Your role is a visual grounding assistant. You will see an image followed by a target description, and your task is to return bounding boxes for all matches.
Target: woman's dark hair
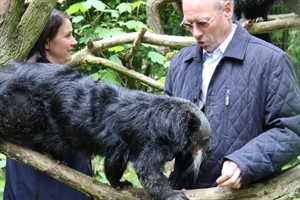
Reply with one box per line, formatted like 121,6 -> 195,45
26,9 -> 70,62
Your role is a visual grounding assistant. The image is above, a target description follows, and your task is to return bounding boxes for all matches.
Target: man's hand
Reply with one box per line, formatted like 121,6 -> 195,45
216,160 -> 241,189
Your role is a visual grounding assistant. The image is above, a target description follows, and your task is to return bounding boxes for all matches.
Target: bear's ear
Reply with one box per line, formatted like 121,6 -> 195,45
188,112 -> 202,131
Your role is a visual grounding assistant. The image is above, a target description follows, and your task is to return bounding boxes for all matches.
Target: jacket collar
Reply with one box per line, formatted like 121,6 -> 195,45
223,21 -> 249,61
184,43 -> 203,62
182,21 -> 249,62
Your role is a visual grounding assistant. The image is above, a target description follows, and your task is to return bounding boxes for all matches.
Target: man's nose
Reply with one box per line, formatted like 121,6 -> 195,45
191,26 -> 203,39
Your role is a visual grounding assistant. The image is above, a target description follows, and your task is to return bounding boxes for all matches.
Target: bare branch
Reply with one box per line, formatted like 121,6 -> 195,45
67,32 -> 195,68
243,14 -> 300,34
67,14 -> 300,90
0,140 -> 299,199
69,14 -> 300,69
0,140 -> 149,200
124,25 -> 148,68
85,54 -> 164,90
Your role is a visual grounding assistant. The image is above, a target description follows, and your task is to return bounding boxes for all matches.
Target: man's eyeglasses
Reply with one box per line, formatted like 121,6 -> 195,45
180,10 -> 220,30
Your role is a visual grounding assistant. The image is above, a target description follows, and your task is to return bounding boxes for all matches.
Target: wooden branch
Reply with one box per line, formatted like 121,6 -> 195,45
67,32 -> 194,91
69,14 -> 300,69
67,14 -> 299,90
183,165 -> 300,199
124,25 -> 148,68
1,140 -> 299,199
0,140 -> 149,200
243,14 -> 300,34
146,0 -> 177,34
268,13 -> 299,20
145,0 -> 300,36
67,32 -> 195,68
85,54 -> 164,90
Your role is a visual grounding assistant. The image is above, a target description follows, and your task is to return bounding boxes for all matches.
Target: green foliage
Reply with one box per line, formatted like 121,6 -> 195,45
271,29 -> 300,84
63,0 -> 169,90
282,155 -> 300,170
286,30 -> 300,68
90,69 -> 121,85
269,1 -> 300,84
92,156 -> 142,188
0,153 -> 6,198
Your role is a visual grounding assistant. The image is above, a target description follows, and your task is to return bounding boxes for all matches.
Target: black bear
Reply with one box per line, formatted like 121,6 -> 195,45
0,62 -> 211,200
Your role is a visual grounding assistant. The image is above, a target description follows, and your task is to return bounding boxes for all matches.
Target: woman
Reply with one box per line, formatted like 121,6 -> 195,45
4,9 -> 92,200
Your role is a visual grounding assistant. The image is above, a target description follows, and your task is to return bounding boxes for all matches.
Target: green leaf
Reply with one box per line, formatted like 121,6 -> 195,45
92,0 -> 106,11
103,9 -> 119,18
65,2 -> 87,14
109,54 -> 122,65
123,20 -> 145,31
165,50 -> 178,60
82,0 -> 93,9
96,171 -> 109,184
90,72 -> 101,80
157,76 -> 166,84
72,15 -> 84,23
98,69 -> 121,85
94,26 -> 108,39
148,51 -> 166,65
141,43 -> 158,49
0,154 -> 5,168
108,28 -> 126,37
108,45 -> 125,53
117,3 -> 132,14
82,0 -> 106,11
95,27 -> 126,39
132,1 -> 142,10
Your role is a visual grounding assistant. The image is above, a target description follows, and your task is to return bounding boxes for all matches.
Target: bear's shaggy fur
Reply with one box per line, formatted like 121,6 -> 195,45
0,62 -> 211,200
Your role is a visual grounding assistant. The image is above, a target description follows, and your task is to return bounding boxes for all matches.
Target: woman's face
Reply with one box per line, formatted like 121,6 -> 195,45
44,19 -> 77,64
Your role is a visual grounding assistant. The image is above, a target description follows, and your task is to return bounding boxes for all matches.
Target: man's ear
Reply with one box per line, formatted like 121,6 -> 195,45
224,0 -> 233,19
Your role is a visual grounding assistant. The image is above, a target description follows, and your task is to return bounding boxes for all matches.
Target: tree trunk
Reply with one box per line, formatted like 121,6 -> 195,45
0,0 -> 57,67
0,140 -> 299,200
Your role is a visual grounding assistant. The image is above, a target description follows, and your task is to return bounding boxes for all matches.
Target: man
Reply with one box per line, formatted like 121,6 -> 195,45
165,0 -> 300,190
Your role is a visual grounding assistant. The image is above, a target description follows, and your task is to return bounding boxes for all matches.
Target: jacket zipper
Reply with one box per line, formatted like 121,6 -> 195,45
225,89 -> 230,106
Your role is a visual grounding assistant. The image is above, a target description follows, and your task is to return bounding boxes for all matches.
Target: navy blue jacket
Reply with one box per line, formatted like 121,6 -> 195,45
165,22 -> 300,189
